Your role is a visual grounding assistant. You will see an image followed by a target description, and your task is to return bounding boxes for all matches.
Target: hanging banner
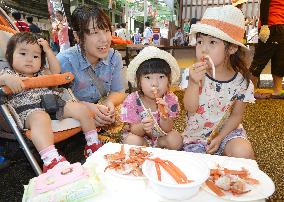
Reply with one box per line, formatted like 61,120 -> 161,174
47,0 -> 70,51
108,0 -> 113,10
47,0 -> 65,21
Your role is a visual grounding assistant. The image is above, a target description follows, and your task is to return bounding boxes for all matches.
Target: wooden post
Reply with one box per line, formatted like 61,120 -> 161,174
190,0 -> 193,19
245,0 -> 249,17
201,0 -> 204,17
195,0 -> 198,18
185,0 -> 188,22
251,0 -> 255,18
144,0 -> 147,24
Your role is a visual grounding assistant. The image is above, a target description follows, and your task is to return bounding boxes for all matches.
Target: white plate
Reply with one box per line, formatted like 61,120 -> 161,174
103,144 -> 151,180
106,169 -> 146,180
202,160 -> 275,201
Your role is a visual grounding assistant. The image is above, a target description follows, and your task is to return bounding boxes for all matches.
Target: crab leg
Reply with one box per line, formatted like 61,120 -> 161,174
207,100 -> 236,144
158,160 -> 185,184
206,55 -> 215,79
230,189 -> 251,196
149,158 -> 190,184
152,87 -> 168,119
165,160 -> 191,183
155,161 -> 162,181
241,177 -> 260,185
223,168 -> 248,178
205,180 -> 225,197
119,144 -> 125,156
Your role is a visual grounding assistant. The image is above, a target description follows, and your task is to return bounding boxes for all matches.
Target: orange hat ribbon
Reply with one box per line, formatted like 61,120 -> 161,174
200,19 -> 244,42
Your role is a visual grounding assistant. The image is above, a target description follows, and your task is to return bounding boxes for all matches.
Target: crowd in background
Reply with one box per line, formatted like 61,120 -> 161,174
8,10 -> 76,55
8,10 -> 203,52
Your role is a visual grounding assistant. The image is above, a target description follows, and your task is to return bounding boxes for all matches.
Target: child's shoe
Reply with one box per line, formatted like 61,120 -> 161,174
43,156 -> 68,173
84,143 -> 103,158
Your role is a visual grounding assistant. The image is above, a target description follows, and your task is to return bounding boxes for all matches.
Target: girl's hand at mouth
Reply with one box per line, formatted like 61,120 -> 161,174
189,62 -> 208,84
201,55 -> 215,79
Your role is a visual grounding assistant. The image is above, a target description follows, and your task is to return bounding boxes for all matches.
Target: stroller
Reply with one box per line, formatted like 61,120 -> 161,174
0,8 -> 121,175
0,8 -> 84,175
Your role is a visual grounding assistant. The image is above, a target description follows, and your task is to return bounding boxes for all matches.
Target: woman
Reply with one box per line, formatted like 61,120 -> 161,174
57,5 -> 126,128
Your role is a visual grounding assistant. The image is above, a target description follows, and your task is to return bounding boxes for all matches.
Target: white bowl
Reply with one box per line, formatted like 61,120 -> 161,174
142,153 -> 209,200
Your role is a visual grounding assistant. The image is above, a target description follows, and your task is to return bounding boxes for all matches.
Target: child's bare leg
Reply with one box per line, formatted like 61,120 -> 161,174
63,102 -> 96,132
158,130 -> 183,150
63,102 -> 100,157
25,110 -> 53,151
272,74 -> 283,95
25,110 -> 66,171
250,75 -> 259,89
223,138 -> 255,159
123,133 -> 146,146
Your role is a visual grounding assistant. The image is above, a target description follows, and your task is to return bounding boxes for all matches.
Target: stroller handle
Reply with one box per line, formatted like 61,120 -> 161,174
0,72 -> 74,95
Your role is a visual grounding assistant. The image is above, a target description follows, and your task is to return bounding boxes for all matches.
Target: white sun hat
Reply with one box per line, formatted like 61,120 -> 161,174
190,5 -> 247,49
127,46 -> 180,86
231,0 -> 248,7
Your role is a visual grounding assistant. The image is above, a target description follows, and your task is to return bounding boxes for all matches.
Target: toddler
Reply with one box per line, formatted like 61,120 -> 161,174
0,32 -> 100,172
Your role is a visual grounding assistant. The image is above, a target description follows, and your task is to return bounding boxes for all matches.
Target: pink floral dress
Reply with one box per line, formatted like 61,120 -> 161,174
120,91 -> 180,147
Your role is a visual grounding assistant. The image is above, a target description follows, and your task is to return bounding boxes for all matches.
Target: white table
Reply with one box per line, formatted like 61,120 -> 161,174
83,143 -> 266,202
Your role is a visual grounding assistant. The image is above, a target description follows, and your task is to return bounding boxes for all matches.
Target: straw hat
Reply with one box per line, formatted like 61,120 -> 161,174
190,5 -> 247,48
231,0 -> 248,7
127,46 -> 180,86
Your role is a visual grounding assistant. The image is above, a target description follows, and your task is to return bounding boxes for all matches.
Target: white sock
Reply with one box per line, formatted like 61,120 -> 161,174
84,129 -> 99,146
39,145 -> 62,166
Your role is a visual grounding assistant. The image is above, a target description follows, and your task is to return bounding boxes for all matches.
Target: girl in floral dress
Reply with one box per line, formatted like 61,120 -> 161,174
182,5 -> 255,159
120,46 -> 183,150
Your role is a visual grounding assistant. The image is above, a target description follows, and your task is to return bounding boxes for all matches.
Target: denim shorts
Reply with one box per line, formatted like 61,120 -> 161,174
183,128 -> 247,155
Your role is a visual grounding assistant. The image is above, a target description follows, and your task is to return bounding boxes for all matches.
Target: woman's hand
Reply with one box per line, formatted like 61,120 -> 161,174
94,104 -> 115,126
37,38 -> 52,53
81,102 -> 114,127
104,100 -> 115,118
141,116 -> 154,134
2,74 -> 27,93
206,135 -> 223,154
188,62 -> 208,84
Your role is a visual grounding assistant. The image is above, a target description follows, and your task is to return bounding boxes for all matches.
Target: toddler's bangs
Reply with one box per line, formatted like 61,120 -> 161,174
137,58 -> 171,76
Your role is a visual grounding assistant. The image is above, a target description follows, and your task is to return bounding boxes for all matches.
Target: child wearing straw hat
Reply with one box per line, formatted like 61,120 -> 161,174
182,5 -> 255,159
120,46 -> 183,150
